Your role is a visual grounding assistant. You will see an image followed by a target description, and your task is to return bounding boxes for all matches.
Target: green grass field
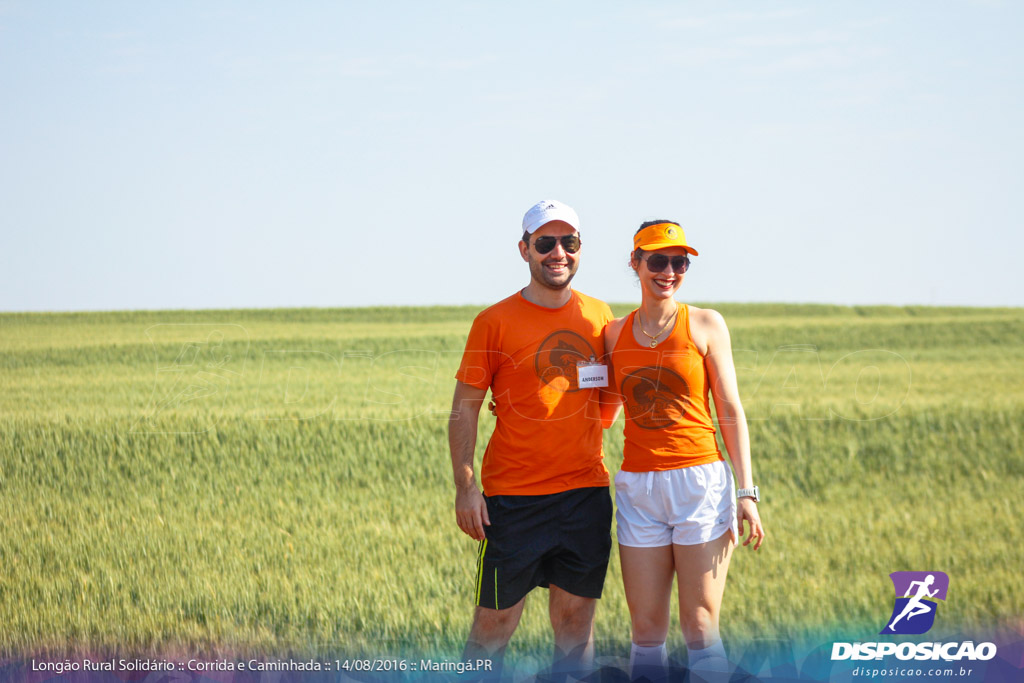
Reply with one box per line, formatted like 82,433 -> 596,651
1,303 -> 1022,661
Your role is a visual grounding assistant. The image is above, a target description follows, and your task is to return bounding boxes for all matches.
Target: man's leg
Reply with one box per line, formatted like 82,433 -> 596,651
548,584 -> 597,678
544,486 -> 612,679
464,598 -> 527,676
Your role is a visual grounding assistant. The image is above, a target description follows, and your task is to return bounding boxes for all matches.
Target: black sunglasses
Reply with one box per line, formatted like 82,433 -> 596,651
531,234 -> 581,254
643,254 -> 690,273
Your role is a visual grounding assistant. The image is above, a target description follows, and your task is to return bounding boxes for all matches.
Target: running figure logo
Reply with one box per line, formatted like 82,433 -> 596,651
881,571 -> 949,635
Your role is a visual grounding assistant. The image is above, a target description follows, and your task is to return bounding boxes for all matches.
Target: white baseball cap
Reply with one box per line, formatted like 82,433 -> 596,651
522,199 -> 580,235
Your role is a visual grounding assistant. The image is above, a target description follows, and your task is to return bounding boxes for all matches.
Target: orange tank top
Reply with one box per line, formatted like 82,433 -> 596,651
610,303 -> 723,472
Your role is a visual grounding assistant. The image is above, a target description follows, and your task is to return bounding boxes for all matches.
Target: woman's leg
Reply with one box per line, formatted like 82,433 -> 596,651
620,544 -> 675,680
673,531 -> 734,682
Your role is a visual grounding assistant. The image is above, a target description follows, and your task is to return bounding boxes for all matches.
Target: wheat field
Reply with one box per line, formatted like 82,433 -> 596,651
1,303 -> 1022,665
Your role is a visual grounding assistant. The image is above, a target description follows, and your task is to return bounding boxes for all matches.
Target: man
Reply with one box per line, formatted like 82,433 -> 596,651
449,199 -> 615,679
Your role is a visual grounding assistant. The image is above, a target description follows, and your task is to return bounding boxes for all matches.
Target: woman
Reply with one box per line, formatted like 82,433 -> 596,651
604,220 -> 765,683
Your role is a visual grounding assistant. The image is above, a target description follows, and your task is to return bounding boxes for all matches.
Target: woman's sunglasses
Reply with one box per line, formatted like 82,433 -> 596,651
642,254 -> 690,273
531,234 -> 581,254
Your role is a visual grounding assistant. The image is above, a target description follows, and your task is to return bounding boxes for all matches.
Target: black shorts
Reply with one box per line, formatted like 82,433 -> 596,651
474,486 -> 612,610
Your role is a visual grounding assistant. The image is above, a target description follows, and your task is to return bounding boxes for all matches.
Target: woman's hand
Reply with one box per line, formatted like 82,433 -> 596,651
737,497 -> 765,551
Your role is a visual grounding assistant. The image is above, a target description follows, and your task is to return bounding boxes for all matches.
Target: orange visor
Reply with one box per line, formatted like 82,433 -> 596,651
632,222 -> 698,255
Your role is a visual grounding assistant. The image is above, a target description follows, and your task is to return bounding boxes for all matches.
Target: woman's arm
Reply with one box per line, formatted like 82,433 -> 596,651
698,308 -> 765,551
599,318 -> 628,429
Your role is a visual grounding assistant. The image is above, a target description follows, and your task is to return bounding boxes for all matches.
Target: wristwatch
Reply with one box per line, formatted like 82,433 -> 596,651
737,486 -> 760,503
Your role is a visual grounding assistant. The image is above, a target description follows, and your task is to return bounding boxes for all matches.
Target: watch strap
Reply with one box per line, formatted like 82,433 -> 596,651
737,486 -> 760,503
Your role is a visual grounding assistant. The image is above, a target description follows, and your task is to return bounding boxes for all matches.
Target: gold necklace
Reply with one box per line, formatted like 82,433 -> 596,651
637,308 -> 676,348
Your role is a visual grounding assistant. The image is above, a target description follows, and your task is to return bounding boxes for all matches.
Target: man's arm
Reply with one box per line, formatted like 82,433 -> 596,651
449,380 -> 490,541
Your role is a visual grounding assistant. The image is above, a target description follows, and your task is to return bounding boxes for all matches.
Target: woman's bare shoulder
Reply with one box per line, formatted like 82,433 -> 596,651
686,305 -> 729,353
604,314 -> 631,351
687,304 -> 727,330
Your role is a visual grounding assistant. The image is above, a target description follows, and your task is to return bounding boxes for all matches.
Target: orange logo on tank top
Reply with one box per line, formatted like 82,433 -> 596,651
621,365 -> 690,430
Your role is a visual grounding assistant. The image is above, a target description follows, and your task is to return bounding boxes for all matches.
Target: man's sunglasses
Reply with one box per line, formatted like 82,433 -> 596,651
642,254 -> 690,274
530,234 -> 581,254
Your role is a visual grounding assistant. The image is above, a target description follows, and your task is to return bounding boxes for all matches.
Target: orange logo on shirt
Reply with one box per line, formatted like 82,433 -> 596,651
535,330 -> 597,394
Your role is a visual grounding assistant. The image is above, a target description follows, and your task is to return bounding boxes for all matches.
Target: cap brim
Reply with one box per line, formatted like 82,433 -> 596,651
525,217 -> 580,234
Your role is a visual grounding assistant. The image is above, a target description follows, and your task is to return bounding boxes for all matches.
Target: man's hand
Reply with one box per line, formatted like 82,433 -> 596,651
455,484 -> 490,541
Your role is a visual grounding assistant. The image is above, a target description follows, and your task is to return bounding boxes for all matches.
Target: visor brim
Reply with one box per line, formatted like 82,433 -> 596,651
635,241 -> 698,256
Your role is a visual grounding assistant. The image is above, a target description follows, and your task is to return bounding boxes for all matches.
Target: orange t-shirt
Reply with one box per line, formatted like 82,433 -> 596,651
455,290 -> 614,496
610,303 -> 723,472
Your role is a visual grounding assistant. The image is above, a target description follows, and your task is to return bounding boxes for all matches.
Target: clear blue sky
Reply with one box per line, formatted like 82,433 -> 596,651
2,1 -> 1022,311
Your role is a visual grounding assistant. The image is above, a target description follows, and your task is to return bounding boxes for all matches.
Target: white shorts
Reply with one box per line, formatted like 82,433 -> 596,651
615,460 -> 738,547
